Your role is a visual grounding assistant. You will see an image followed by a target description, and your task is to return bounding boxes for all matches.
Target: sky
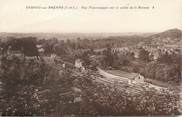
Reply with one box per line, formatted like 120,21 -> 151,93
0,0 -> 182,33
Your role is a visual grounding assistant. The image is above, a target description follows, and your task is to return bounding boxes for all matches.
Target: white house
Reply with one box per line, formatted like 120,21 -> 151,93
131,74 -> 144,84
75,59 -> 85,72
50,53 -> 57,59
75,59 -> 83,68
36,44 -> 44,54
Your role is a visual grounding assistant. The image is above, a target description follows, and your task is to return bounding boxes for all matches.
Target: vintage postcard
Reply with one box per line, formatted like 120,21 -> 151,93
0,0 -> 182,116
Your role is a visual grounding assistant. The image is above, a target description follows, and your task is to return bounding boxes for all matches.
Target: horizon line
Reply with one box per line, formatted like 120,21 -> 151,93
0,28 -> 181,34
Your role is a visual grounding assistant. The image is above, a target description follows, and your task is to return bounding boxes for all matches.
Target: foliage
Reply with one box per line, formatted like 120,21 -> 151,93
1,37 -> 39,57
0,57 -> 47,116
139,48 -> 150,62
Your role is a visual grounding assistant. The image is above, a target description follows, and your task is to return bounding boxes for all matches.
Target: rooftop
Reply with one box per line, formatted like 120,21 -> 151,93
106,70 -> 140,80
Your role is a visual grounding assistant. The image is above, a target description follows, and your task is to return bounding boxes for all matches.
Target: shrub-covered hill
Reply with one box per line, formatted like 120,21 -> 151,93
0,56 -> 181,116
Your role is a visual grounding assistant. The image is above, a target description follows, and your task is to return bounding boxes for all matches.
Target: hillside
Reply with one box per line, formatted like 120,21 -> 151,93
146,28 -> 182,45
151,28 -> 182,39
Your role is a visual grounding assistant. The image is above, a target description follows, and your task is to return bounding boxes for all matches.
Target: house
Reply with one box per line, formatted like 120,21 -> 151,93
38,48 -> 44,53
75,59 -> 85,72
11,50 -> 24,58
132,49 -> 140,59
6,46 -> 24,59
75,59 -> 83,68
97,67 -> 144,84
50,53 -> 57,59
152,51 -> 160,60
36,44 -> 43,49
37,44 -> 44,53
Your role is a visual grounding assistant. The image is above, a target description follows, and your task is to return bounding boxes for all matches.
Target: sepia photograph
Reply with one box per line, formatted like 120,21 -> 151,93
0,0 -> 182,116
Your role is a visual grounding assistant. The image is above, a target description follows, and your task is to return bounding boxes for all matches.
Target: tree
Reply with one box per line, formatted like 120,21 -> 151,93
103,46 -> 113,68
139,48 -> 150,62
158,50 -> 180,64
21,37 -> 39,58
4,37 -> 39,58
0,57 -> 47,115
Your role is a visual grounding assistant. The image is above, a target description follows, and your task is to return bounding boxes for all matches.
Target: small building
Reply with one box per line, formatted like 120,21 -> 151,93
75,59 -> 85,72
36,44 -> 43,48
38,48 -> 44,53
132,50 -> 140,59
152,51 -> 160,61
131,73 -> 144,84
75,59 -> 83,68
11,50 -> 24,58
36,44 -> 44,56
50,53 -> 57,59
